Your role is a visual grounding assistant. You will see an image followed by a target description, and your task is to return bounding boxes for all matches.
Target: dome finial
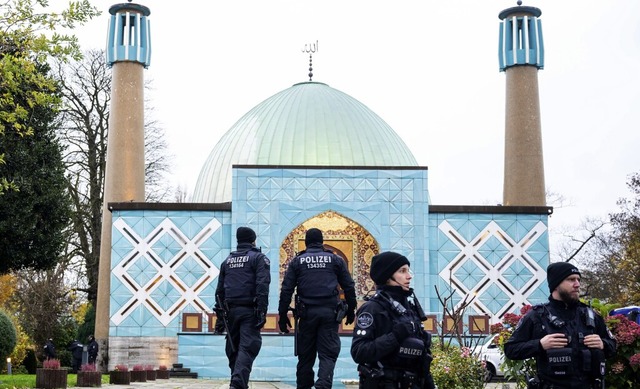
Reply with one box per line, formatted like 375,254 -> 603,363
517,0 -> 522,5
301,40 -> 318,81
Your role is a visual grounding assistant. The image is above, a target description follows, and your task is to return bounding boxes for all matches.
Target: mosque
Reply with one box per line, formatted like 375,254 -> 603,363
94,1 -> 552,381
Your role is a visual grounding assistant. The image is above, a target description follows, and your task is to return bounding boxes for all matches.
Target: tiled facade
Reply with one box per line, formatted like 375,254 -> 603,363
107,166 -> 551,380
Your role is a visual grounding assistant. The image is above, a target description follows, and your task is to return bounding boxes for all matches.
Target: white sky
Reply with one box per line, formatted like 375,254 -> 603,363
50,1 -> 640,257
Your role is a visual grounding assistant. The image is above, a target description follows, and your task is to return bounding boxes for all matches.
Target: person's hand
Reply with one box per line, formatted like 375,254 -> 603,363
278,314 -> 291,333
214,320 -> 225,334
255,309 -> 267,329
540,333 -> 568,350
392,322 -> 413,342
345,309 -> 356,325
583,334 -> 604,349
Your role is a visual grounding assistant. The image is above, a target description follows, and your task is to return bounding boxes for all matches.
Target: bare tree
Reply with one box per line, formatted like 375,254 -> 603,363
53,49 -> 173,306
11,265 -> 80,362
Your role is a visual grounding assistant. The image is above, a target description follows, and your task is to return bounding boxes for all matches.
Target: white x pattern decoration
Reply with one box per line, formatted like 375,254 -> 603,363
111,218 -> 221,326
438,220 -> 547,320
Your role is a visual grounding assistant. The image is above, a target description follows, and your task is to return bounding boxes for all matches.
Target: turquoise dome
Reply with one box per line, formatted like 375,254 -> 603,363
192,81 -> 418,203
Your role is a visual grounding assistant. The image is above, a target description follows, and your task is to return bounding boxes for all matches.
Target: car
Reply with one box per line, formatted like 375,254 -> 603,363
474,334 -> 505,382
610,306 -> 640,324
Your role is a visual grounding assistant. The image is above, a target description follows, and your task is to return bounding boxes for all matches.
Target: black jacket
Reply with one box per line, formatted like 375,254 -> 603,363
88,339 -> 99,358
68,340 -> 83,360
215,243 -> 271,310
351,285 -> 435,389
504,296 -> 617,388
44,340 -> 56,359
278,244 -> 356,313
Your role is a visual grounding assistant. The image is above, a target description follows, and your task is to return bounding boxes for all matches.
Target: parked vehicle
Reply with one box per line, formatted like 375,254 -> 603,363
474,334 -> 505,382
610,306 -> 640,324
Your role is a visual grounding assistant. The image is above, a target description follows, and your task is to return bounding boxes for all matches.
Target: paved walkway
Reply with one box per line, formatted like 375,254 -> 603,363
93,378 -> 512,389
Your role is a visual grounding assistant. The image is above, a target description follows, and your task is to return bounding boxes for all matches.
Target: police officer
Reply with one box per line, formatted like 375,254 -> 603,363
504,262 -> 617,389
278,228 -> 357,389
68,339 -> 83,373
351,252 -> 436,389
214,226 -> 271,389
44,338 -> 56,360
87,335 -> 99,365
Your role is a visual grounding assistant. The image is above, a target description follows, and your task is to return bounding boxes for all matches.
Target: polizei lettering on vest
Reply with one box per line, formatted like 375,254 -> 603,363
399,347 -> 423,356
228,256 -> 249,268
299,256 -> 333,264
548,355 -> 572,363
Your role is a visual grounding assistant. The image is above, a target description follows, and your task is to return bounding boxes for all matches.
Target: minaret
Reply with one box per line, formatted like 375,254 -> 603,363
499,1 -> 546,206
95,0 -> 151,369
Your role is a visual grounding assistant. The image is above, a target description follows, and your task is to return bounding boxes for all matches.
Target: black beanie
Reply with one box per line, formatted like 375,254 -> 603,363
370,251 -> 410,285
547,262 -> 580,292
305,228 -> 323,245
236,227 -> 256,244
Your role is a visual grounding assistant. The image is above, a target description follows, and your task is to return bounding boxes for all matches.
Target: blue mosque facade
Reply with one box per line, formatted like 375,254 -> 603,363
102,2 -> 551,382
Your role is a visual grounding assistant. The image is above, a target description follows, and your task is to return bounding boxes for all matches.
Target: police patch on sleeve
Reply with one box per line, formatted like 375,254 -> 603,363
356,312 -> 374,329
263,256 -> 270,266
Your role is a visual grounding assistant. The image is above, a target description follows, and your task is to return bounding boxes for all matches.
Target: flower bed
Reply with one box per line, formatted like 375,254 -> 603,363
156,365 -> 170,379
109,365 -> 130,385
130,365 -> 147,382
77,371 -> 102,387
36,359 -> 67,389
36,368 -> 68,389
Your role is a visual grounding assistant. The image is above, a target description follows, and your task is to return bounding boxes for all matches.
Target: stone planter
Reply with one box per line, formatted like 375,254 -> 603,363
156,369 -> 170,379
130,370 -> 147,382
36,368 -> 68,389
77,371 -> 102,387
108,371 -> 130,385
145,370 -> 156,381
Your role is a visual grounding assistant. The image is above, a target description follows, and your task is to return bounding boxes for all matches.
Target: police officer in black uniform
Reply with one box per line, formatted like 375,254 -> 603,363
351,251 -> 436,389
504,262 -> 617,389
44,338 -> 56,360
278,228 -> 357,389
68,339 -> 83,373
87,335 -> 99,365
214,226 -> 271,389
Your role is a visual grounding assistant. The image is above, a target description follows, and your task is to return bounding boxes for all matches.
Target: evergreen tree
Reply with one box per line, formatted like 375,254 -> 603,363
0,49 -> 71,273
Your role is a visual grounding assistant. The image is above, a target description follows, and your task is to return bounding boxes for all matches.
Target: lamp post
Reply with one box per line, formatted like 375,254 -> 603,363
6,357 -> 11,375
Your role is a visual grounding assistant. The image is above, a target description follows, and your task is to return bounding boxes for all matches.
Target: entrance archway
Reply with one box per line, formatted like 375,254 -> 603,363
279,210 -> 380,302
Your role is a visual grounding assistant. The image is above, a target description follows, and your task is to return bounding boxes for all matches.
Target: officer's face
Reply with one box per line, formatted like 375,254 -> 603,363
556,274 -> 580,303
387,264 -> 412,291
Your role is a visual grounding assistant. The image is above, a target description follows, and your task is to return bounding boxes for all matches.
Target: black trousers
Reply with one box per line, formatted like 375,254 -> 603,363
296,304 -> 340,389
226,306 -> 262,389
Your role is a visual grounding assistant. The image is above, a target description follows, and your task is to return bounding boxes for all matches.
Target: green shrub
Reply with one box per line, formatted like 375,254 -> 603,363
430,341 -> 485,389
0,310 -> 17,361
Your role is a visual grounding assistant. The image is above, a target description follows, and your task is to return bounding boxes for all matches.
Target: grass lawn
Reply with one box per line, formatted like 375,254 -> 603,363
0,373 -> 110,388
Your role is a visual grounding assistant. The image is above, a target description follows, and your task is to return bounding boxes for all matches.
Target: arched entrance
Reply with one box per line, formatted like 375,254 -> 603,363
279,210 -> 380,303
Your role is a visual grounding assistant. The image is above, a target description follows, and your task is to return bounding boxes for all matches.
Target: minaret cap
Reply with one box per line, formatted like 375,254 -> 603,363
109,2 -> 150,16
498,3 -> 540,20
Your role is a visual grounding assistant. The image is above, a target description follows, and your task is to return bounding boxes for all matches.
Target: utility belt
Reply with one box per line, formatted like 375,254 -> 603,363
295,295 -> 340,320
536,382 -> 603,389
527,375 -> 604,389
226,301 -> 255,308
358,365 -> 422,389
298,295 -> 338,306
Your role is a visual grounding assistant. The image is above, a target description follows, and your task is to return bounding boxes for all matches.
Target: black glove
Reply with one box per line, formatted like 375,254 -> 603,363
278,313 -> 291,333
214,320 -> 225,334
345,309 -> 356,325
392,322 -> 413,342
255,309 -> 267,329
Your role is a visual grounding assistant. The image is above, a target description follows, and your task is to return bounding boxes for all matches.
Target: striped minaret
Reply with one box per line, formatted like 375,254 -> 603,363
95,1 -> 151,370
499,2 -> 546,206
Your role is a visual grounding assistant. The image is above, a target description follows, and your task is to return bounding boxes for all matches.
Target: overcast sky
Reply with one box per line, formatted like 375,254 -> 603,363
50,0 -> 640,256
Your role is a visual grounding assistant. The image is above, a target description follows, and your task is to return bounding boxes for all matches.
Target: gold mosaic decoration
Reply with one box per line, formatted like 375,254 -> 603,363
279,210 -> 379,303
